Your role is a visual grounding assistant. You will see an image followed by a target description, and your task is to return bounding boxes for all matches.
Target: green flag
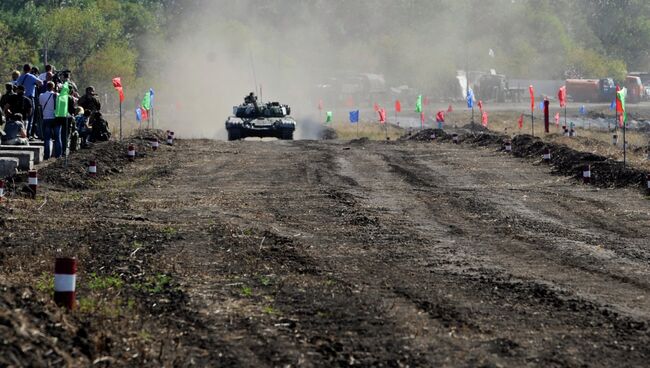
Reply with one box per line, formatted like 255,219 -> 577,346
617,87 -> 627,123
326,111 -> 332,123
55,82 -> 69,118
415,95 -> 422,113
142,91 -> 151,110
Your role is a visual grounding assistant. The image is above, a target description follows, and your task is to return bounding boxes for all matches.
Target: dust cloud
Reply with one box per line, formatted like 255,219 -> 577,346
145,1 -> 534,139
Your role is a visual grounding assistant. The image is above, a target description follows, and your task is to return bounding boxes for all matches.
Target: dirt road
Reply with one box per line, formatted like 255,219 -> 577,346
2,136 -> 650,367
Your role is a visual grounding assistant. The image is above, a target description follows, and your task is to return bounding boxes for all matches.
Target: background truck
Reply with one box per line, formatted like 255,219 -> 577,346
565,78 -> 616,102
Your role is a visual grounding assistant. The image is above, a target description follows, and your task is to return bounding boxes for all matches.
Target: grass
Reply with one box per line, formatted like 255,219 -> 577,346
134,273 -> 174,294
240,285 -> 253,297
87,273 -> 124,291
35,272 -> 54,293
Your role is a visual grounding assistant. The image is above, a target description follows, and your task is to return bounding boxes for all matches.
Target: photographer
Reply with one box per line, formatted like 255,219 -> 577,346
78,86 -> 101,113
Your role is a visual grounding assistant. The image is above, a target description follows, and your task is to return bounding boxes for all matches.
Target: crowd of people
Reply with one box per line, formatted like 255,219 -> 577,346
0,63 -> 111,160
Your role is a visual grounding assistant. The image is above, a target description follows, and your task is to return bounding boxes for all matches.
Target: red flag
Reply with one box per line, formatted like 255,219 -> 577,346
518,114 -> 523,129
447,104 -> 453,112
423,96 -> 429,106
558,86 -> 566,108
420,111 -> 425,128
112,77 -> 124,103
478,100 -> 483,112
554,112 -> 560,126
346,96 -> 354,108
373,102 -> 379,112
529,85 -> 535,112
395,100 -> 401,113
615,85 -> 623,114
436,110 -> 445,123
481,111 -> 488,127
141,107 -> 148,120
378,108 -> 386,124
318,99 -> 323,111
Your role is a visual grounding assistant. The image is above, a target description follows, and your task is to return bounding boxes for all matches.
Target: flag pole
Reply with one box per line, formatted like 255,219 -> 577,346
623,116 -> 627,167
531,110 -> 534,137
119,100 -> 123,141
471,106 -> 475,133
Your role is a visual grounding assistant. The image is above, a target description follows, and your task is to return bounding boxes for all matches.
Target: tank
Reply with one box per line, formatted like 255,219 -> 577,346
225,92 -> 296,141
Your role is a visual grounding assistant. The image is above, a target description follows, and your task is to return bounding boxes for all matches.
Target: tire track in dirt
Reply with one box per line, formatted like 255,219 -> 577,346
327,141 -> 650,366
86,138 -> 650,366
390,143 -> 650,315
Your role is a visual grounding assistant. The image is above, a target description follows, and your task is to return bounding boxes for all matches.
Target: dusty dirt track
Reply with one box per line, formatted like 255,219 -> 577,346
2,135 -> 650,367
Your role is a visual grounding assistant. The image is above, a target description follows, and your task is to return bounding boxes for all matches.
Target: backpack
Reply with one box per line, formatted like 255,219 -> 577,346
90,112 -> 111,142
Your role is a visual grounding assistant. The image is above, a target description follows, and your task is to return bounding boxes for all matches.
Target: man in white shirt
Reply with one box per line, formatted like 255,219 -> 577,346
39,81 -> 61,159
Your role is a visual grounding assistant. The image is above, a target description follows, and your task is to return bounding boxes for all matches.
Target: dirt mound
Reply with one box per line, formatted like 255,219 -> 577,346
512,135 -> 648,187
463,132 -> 509,147
401,129 -> 449,142
320,127 -> 338,140
349,137 -> 370,145
132,129 -> 169,142
39,139 -> 154,190
0,285 -> 88,366
460,123 -> 490,133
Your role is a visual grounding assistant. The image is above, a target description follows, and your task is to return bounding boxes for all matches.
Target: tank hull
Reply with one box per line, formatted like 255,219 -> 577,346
226,117 -> 296,140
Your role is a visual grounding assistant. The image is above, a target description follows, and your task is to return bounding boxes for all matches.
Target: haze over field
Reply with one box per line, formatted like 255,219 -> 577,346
1,0 -> 649,136
149,0 -> 649,137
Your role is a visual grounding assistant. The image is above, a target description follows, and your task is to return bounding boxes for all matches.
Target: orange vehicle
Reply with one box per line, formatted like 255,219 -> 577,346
624,75 -> 644,103
566,78 -> 615,102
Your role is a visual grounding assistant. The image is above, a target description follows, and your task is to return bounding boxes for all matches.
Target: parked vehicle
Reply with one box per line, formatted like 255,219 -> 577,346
624,75 -> 644,103
565,78 -> 616,102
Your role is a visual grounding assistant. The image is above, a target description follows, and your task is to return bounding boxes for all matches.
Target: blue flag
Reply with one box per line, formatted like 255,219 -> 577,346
135,107 -> 142,123
466,88 -> 474,108
349,110 -> 359,123
579,105 -> 586,115
149,88 -> 155,108
539,101 -> 545,110
609,100 -> 616,111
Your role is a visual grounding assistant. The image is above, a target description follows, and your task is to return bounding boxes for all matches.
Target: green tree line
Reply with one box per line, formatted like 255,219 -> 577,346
0,0 -> 648,96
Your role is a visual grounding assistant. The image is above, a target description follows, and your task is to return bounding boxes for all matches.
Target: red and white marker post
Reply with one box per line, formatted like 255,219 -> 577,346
151,139 -> 159,151
88,160 -> 97,177
542,148 -> 551,162
127,144 -> 135,161
504,140 -> 512,152
167,131 -> 174,146
612,134 -> 618,146
452,133 -> 459,144
583,164 -> 591,184
28,170 -> 38,199
54,257 -> 77,310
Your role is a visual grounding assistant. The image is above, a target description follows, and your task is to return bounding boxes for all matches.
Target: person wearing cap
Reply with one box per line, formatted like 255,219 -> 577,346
2,113 -> 28,145
78,86 -> 101,113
